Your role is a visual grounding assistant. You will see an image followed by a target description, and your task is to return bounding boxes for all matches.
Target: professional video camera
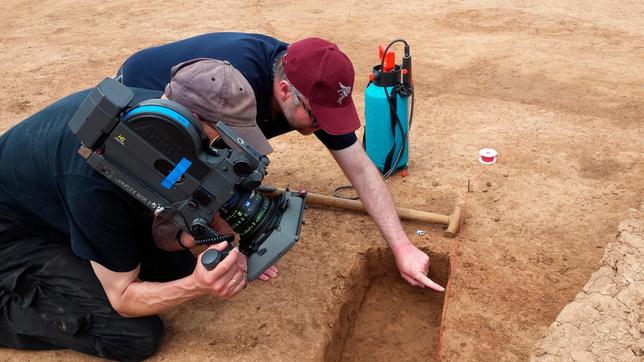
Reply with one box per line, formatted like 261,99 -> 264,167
68,78 -> 305,280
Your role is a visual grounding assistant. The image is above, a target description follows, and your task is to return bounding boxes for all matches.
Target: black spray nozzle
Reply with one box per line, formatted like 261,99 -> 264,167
377,40 -> 412,88
402,44 -> 412,87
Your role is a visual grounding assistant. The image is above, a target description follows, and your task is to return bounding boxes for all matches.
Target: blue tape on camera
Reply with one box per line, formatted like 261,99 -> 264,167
161,158 -> 192,189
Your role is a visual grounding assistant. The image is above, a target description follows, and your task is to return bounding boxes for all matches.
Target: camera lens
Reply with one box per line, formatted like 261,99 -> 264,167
219,190 -> 282,252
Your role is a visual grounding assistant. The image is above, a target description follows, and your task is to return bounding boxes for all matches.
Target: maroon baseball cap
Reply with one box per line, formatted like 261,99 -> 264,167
283,38 -> 361,135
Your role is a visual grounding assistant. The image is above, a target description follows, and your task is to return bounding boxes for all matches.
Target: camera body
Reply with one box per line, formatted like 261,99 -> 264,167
68,78 -> 305,280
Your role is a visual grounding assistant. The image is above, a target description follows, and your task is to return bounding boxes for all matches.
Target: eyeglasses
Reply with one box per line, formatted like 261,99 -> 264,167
295,93 -> 318,125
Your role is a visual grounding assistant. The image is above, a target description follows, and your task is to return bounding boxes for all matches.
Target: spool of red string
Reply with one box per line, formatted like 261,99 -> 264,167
479,148 -> 497,164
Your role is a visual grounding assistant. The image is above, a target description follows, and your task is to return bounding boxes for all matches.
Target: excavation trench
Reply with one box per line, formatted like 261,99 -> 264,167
324,248 -> 450,362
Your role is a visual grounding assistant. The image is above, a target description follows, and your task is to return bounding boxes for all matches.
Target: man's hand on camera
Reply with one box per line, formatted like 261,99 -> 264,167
192,242 -> 248,299
257,265 -> 278,281
236,253 -> 278,282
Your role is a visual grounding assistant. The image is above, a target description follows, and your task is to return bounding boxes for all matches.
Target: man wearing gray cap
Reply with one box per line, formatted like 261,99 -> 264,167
0,59 -> 268,360
162,57 -> 273,155
153,58 -> 277,280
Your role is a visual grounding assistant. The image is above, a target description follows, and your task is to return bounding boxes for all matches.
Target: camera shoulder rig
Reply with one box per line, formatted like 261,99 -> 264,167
68,78 -> 305,280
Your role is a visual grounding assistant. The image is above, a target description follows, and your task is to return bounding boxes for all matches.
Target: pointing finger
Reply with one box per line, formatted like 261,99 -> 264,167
414,271 -> 445,292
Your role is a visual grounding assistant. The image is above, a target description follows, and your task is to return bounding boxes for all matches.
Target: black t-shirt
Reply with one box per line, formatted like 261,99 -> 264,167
119,32 -> 357,150
0,87 -> 164,272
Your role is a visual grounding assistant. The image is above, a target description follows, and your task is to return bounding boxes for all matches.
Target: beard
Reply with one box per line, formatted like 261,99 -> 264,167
283,99 -> 315,135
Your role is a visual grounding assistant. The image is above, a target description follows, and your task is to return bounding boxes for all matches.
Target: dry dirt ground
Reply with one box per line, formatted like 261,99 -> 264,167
0,1 -> 642,361
532,204 -> 643,361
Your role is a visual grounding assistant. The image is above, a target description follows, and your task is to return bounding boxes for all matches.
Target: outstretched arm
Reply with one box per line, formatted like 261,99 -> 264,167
330,142 -> 444,292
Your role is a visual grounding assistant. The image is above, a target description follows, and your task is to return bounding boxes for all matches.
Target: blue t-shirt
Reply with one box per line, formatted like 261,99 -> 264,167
119,32 -> 357,150
0,88 -> 164,272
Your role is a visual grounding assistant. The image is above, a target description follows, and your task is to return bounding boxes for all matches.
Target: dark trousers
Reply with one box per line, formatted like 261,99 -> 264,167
0,220 -> 196,361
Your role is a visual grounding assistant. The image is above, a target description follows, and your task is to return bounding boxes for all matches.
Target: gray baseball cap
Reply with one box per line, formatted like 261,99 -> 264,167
164,58 -> 273,155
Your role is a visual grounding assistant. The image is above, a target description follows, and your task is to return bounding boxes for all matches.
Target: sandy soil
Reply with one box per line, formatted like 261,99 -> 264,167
531,204 -> 643,361
0,1 -> 642,361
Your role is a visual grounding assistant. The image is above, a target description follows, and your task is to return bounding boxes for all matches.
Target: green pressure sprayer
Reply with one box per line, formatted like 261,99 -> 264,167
364,39 -> 414,179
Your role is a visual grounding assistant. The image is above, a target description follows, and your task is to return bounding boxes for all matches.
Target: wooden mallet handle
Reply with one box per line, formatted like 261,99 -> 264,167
257,186 -> 463,237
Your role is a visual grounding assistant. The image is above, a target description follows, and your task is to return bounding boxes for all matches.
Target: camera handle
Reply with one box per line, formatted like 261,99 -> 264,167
201,246 -> 233,271
196,233 -> 235,271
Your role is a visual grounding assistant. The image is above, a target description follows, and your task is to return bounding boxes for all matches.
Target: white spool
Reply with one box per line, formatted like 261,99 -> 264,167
479,148 -> 497,164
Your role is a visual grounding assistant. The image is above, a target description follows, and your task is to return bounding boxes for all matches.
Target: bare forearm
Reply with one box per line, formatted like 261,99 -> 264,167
331,143 -> 444,290
92,241 -> 247,318
351,165 -> 410,249
333,143 -> 411,250
117,276 -> 202,317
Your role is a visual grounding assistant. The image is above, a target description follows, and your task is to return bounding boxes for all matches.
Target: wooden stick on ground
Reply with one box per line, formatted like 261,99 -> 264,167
257,186 -> 463,237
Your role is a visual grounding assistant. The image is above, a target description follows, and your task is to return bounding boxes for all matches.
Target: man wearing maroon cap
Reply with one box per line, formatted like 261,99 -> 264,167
119,32 -> 444,292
